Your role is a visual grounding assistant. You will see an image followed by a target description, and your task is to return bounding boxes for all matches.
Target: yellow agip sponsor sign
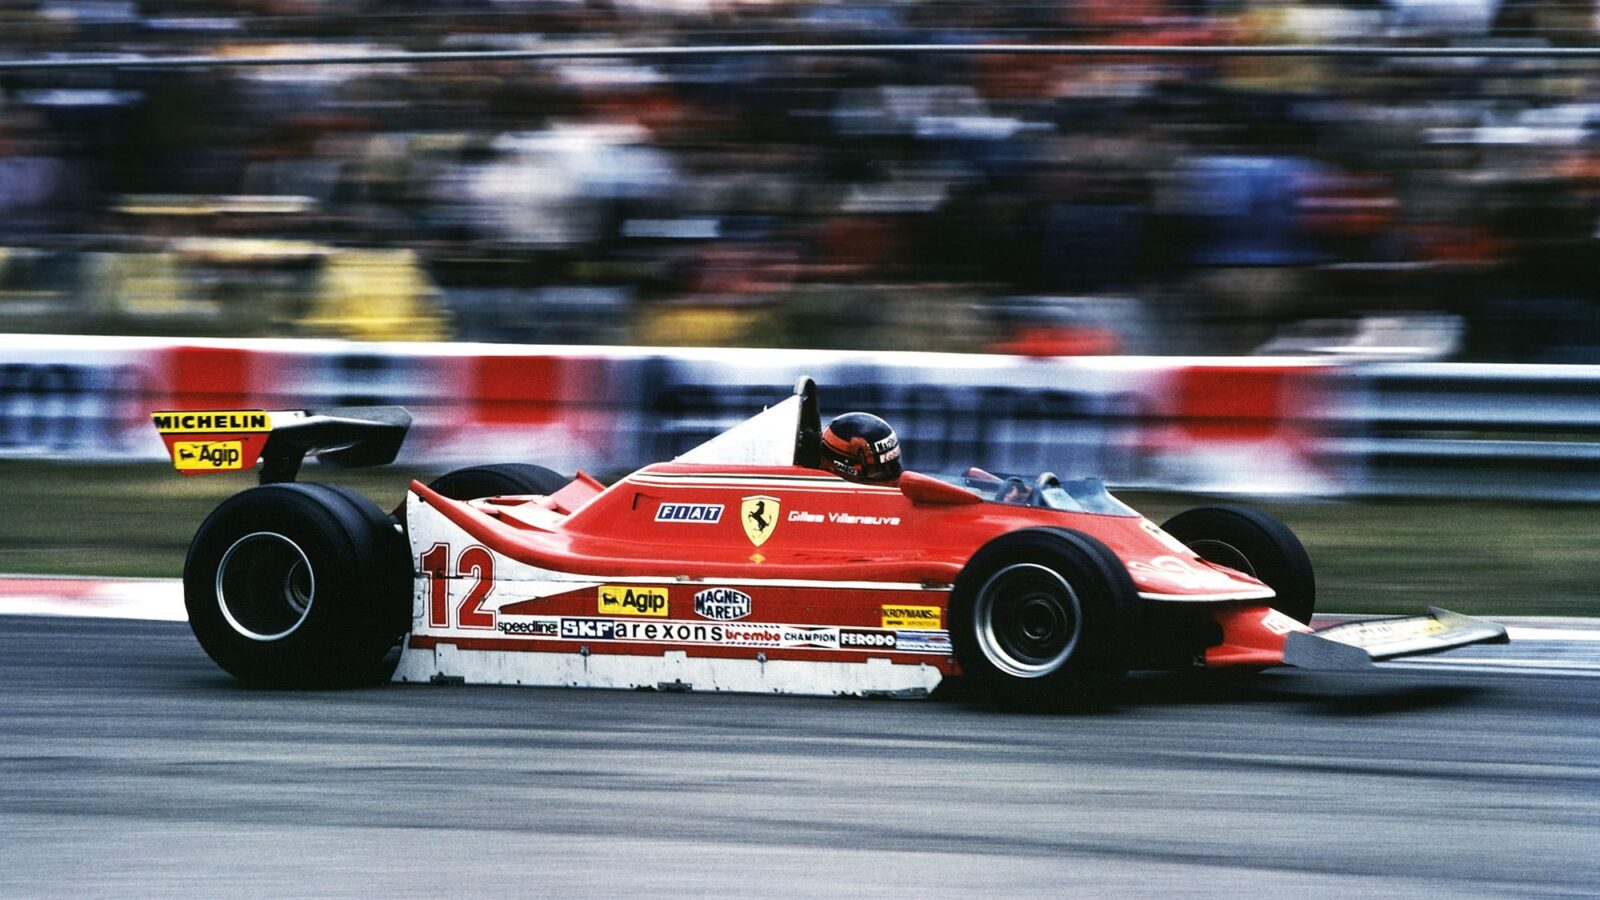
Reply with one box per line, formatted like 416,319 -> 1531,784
151,410 -> 273,475
598,585 -> 669,617
172,440 -> 247,471
882,604 -> 942,630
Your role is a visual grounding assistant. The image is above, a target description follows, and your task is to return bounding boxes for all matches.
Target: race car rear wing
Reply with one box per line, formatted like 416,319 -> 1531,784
151,406 -> 411,484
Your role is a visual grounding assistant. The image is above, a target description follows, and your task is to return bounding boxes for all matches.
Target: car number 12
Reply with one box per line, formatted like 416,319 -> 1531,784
419,543 -> 496,630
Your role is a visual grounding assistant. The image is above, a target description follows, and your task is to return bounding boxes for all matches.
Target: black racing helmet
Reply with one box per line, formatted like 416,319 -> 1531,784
820,412 -> 903,483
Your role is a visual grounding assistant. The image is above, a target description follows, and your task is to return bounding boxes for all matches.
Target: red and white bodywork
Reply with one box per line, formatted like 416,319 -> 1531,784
393,390 -> 1298,696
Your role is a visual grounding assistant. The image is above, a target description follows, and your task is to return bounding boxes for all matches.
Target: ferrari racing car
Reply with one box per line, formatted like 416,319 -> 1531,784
154,379 -> 1506,709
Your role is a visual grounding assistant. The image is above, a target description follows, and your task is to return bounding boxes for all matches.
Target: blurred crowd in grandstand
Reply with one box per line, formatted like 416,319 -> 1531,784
0,0 -> 1595,360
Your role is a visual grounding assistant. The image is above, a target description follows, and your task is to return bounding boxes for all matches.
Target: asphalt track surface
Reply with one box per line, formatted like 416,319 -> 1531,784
3,616 -> 1598,898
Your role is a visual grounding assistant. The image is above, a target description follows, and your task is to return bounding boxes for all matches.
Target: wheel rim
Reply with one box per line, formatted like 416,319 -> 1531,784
973,563 -> 1082,678
1188,539 -> 1255,577
215,532 -> 315,641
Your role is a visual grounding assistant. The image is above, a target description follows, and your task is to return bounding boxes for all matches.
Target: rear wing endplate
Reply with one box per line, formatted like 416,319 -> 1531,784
151,407 -> 410,483
1283,607 -> 1509,670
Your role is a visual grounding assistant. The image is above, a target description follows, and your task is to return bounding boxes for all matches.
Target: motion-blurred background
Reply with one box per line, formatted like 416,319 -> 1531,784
0,1 -> 1596,613
3,0 -> 1597,356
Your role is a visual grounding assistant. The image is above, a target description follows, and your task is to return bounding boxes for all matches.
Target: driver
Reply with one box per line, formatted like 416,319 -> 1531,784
996,477 -> 1032,504
819,412 -> 903,483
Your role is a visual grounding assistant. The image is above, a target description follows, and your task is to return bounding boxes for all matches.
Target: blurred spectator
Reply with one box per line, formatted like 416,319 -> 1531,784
0,0 -> 1594,361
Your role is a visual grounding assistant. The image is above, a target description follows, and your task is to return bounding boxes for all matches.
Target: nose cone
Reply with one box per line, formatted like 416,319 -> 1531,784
1126,554 -> 1276,601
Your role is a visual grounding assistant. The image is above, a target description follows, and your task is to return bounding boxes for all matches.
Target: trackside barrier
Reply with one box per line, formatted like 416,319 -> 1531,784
0,336 -> 1594,499
1316,364 -> 1600,501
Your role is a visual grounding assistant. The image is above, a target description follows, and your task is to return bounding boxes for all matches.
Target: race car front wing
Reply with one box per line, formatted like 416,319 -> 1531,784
1283,607 -> 1510,669
1206,605 -> 1509,670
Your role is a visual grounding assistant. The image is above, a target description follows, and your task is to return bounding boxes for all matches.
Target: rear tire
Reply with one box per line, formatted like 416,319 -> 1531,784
184,484 -> 410,688
428,464 -> 569,501
949,528 -> 1138,711
1159,505 -> 1315,624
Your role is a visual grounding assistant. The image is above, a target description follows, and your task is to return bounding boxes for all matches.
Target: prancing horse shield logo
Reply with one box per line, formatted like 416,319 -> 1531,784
741,495 -> 780,547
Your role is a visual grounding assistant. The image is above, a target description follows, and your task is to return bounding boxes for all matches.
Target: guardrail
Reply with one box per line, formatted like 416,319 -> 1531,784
0,336 -> 1594,500
1318,364 -> 1600,501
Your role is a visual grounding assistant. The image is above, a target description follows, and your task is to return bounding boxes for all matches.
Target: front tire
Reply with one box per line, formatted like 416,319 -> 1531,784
1159,505 -> 1315,624
949,528 -> 1138,711
184,483 -> 410,688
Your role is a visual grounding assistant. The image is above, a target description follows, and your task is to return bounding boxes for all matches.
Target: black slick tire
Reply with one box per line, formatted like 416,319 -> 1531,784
1159,505 -> 1316,624
428,464 -> 569,501
949,527 -> 1138,712
183,483 -> 410,688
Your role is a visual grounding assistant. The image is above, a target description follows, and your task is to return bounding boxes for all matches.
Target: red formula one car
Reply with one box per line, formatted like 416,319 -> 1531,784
157,379 -> 1505,709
